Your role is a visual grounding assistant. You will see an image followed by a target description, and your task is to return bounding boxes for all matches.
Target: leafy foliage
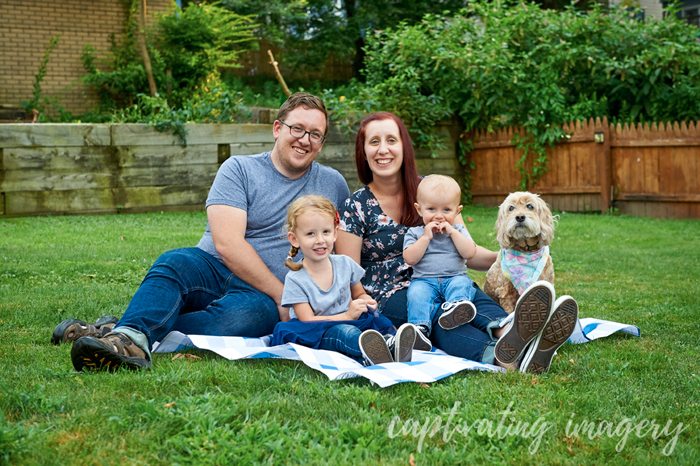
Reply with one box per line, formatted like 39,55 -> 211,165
222,0 -> 472,76
21,35 -> 60,115
157,2 -> 258,105
113,88 -> 251,145
81,1 -> 257,111
361,0 -> 700,189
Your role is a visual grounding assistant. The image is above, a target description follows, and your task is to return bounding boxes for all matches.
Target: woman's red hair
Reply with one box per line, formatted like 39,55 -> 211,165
354,112 -> 422,227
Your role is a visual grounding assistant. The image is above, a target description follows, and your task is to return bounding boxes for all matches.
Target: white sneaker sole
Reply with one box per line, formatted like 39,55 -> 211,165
438,301 -> 476,330
393,323 -> 416,362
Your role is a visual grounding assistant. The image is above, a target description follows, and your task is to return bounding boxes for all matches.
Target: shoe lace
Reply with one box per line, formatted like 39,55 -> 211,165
384,334 -> 396,350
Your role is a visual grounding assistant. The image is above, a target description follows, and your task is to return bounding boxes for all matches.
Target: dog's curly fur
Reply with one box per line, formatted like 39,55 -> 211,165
483,192 -> 556,313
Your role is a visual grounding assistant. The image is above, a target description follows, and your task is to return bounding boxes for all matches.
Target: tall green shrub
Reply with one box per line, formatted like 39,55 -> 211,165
362,1 -> 700,188
81,1 -> 257,110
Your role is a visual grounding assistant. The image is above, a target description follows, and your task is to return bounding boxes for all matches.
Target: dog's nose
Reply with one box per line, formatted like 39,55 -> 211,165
516,214 -> 526,223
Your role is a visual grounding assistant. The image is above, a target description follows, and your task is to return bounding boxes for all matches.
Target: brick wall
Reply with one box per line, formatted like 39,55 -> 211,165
607,0 -> 665,20
0,0 -> 173,117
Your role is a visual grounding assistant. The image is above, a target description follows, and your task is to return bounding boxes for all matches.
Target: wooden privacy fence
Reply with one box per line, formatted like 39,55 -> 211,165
466,117 -> 700,219
0,122 -> 461,218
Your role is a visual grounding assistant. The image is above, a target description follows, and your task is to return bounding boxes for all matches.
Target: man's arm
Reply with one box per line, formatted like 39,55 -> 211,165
207,204 -> 289,321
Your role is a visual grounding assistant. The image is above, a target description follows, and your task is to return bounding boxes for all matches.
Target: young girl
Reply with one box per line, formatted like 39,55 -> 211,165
270,195 -> 416,365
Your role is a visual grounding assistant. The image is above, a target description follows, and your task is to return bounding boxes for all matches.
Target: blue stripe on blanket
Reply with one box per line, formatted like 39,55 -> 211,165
152,317 -> 640,387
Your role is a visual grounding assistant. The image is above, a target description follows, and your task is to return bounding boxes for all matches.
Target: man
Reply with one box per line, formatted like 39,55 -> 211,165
55,93 -> 350,371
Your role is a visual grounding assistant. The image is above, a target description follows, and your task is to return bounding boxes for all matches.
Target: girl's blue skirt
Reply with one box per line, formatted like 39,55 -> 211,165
270,312 -> 396,348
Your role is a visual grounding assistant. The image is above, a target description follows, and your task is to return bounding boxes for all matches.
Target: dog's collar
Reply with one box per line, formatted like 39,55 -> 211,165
515,244 -> 542,253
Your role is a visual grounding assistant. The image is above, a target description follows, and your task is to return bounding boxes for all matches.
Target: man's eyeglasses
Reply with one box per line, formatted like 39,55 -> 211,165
278,120 -> 325,145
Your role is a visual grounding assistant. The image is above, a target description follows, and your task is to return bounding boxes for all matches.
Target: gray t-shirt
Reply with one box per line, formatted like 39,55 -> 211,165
282,255 -> 366,319
196,152 -> 350,283
403,224 -> 473,279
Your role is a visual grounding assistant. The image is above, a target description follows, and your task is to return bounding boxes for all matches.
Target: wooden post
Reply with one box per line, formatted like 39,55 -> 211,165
138,0 -> 158,97
0,148 -> 4,216
267,50 -> 292,98
597,116 -> 612,214
166,68 -> 172,95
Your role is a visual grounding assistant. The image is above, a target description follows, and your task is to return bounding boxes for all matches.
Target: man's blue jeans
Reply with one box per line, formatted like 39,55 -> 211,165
114,247 -> 279,353
407,275 -> 477,333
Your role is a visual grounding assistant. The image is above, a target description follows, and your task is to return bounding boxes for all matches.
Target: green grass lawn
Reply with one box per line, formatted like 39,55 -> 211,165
1,207 -> 698,465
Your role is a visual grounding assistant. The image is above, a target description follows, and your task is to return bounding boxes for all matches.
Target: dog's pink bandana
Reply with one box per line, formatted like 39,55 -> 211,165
500,246 -> 550,295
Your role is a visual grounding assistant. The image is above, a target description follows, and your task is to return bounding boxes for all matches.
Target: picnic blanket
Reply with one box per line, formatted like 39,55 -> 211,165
152,318 -> 640,388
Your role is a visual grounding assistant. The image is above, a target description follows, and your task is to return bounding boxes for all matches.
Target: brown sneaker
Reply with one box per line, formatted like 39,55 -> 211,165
494,281 -> 555,365
51,315 -> 119,345
359,330 -> 394,365
71,332 -> 151,372
520,296 -> 579,374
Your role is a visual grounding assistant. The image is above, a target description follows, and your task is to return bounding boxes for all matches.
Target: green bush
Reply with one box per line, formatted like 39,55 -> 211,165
113,88 -> 251,145
157,2 -> 257,105
81,1 -> 257,111
361,0 -> 700,188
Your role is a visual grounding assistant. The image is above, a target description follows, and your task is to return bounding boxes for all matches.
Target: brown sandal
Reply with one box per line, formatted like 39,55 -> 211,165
51,315 -> 118,345
71,332 -> 151,372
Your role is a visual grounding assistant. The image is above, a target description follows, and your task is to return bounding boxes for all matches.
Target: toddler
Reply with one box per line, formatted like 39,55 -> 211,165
271,195 -> 417,365
403,175 -> 478,351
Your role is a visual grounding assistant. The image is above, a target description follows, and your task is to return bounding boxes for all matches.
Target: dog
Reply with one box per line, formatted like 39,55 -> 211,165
483,192 -> 556,313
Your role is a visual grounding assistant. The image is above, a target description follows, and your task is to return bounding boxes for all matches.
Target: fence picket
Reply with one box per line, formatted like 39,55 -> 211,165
466,116 -> 700,219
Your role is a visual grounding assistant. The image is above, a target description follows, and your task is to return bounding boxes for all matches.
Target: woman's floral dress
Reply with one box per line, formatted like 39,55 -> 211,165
339,186 -> 412,307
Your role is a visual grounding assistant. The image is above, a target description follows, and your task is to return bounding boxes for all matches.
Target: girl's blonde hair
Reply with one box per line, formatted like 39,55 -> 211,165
284,195 -> 339,271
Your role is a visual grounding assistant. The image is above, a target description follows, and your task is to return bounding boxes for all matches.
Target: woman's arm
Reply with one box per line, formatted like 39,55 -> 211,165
468,246 -> 498,271
457,210 -> 497,271
336,230 -> 362,264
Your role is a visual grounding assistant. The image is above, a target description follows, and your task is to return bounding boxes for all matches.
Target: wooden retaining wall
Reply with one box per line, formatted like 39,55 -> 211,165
466,118 -> 700,219
0,122 -> 461,218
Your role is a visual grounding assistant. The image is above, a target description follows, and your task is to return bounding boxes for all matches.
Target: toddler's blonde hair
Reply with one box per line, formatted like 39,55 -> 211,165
284,195 -> 338,271
416,174 -> 462,205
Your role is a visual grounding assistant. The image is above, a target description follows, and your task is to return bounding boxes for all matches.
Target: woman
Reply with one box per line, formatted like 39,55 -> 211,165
335,112 -> 511,368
